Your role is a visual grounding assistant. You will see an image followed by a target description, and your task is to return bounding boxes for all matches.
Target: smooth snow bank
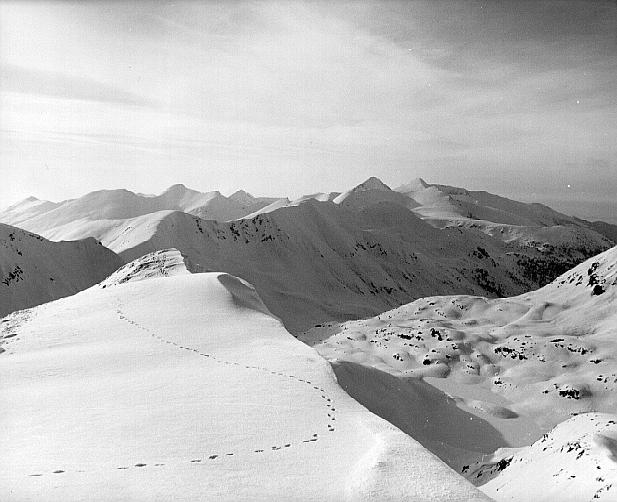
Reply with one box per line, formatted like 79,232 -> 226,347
0,268 -> 488,501
478,413 -> 617,501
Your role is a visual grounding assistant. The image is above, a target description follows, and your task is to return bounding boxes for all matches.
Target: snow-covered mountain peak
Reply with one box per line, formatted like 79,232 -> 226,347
229,190 -> 256,205
395,177 -> 431,193
164,183 -> 189,192
353,176 -> 391,192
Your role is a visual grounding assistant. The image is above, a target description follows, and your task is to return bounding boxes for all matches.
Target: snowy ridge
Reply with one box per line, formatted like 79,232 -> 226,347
0,257 -> 488,501
99,248 -> 191,288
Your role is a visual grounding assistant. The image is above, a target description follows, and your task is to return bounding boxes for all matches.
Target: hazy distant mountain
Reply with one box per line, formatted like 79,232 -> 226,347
589,220 -> 617,243
0,223 -> 122,317
0,184 -> 283,240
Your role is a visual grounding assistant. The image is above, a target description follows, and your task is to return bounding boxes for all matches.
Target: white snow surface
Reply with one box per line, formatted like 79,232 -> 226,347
0,223 -> 122,317
0,184 -> 282,241
0,255 -> 488,501
306,245 -> 617,496
478,413 -> 617,501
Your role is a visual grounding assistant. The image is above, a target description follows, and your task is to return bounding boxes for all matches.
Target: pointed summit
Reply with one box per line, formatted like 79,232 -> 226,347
394,178 -> 431,194
163,183 -> 190,194
352,177 -> 391,192
229,190 -> 256,206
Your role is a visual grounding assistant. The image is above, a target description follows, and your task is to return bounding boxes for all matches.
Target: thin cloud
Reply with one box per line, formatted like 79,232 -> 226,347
0,64 -> 155,107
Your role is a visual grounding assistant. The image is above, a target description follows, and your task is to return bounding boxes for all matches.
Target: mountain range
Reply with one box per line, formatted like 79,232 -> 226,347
2,178 -> 617,500
1,178 -> 614,332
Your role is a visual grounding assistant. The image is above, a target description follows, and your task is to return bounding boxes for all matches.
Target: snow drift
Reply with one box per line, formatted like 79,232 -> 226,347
0,251 -> 488,501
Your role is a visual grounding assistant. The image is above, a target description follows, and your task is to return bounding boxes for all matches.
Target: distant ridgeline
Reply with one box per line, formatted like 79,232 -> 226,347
1,178 -> 614,330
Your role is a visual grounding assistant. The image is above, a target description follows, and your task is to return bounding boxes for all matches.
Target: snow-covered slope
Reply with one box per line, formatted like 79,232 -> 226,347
396,178 -> 582,227
471,413 -> 617,501
333,176 -> 420,212
3,178 -> 610,334
394,178 -> 613,254
0,253 -> 488,501
85,199 -> 584,334
0,196 -> 60,228
0,223 -> 122,317
309,245 -> 617,487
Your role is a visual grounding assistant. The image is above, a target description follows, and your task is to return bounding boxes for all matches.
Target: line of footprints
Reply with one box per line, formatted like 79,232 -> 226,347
27,306 -> 337,477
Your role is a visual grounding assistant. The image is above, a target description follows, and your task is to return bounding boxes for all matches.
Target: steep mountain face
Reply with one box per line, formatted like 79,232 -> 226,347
0,223 -> 123,317
0,255 -> 488,501
308,244 -> 617,496
86,198 -> 595,334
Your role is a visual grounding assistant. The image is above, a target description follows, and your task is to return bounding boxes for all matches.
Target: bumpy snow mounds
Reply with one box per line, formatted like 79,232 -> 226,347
0,264 -> 488,501
310,246 -> 617,478
0,223 -> 122,317
477,413 -> 617,501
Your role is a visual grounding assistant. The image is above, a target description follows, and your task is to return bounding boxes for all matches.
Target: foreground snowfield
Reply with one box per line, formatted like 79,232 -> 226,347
0,251 -> 487,501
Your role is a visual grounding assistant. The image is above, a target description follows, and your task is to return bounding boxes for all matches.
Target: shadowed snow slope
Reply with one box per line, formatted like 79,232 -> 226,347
309,245 -> 617,484
0,265 -> 488,501
0,223 -> 122,317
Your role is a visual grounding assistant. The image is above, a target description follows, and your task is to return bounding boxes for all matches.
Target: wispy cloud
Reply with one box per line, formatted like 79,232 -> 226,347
0,64 -> 155,107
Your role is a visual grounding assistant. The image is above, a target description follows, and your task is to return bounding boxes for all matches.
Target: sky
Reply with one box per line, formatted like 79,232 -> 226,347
0,0 -> 616,222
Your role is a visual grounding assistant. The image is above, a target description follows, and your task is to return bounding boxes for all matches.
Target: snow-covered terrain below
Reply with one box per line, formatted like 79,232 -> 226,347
473,413 -> 617,501
0,250 -> 488,501
305,245 -> 617,498
0,223 -> 122,317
